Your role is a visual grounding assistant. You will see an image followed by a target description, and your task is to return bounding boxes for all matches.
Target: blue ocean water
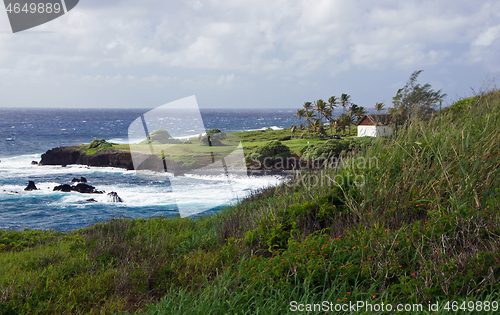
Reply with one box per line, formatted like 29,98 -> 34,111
0,108 -> 299,231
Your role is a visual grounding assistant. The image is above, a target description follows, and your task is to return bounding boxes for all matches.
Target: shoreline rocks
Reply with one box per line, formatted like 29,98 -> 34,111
107,192 -> 123,203
53,183 -> 103,194
72,177 -> 87,183
39,146 -> 165,171
24,181 -> 38,191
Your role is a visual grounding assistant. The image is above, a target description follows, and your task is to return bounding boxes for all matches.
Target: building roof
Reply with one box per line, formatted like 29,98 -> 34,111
358,114 -> 392,126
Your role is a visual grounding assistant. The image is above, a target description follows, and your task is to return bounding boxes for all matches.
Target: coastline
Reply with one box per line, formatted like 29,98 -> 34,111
38,145 -> 297,177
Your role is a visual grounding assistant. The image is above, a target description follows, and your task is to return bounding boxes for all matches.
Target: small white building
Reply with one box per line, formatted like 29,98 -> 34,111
357,114 -> 393,137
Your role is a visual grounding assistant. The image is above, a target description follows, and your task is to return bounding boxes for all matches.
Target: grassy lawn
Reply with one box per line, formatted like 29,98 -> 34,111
111,126 -> 358,161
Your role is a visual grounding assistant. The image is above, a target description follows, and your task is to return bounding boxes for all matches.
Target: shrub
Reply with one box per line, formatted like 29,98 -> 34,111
89,139 -> 114,150
300,137 -> 373,162
251,140 -> 292,167
141,129 -> 182,144
200,129 -> 226,146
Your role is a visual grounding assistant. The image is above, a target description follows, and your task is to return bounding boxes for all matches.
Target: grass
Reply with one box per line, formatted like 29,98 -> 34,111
113,125 -> 356,164
1,90 -> 499,314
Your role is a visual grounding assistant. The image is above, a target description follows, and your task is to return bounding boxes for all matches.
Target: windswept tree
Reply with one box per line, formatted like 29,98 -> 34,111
328,96 -> 338,111
304,110 -> 316,135
349,104 -> 366,123
340,93 -> 351,113
349,104 -> 359,120
295,109 -> 305,125
333,118 -> 343,134
389,70 -> 446,127
375,102 -> 385,113
323,107 -> 333,134
290,125 -> 297,138
337,113 -> 353,136
346,114 -> 356,136
303,101 -> 313,112
314,99 -> 327,124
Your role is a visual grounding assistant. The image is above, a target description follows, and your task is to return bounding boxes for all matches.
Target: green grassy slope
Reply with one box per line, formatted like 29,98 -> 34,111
1,91 -> 499,314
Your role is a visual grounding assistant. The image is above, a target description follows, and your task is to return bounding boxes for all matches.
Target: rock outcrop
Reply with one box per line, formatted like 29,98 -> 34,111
53,183 -> 103,194
24,181 -> 38,191
40,146 -> 138,170
72,177 -> 87,183
39,146 -> 193,175
106,192 -> 123,203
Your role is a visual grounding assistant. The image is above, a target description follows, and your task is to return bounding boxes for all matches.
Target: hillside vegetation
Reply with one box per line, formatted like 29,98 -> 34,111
1,90 -> 500,314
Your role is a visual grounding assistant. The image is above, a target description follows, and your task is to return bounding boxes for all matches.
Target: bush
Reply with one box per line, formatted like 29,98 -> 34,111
251,140 -> 292,167
89,139 -> 114,150
200,129 -> 226,146
206,129 -> 222,136
141,129 -> 181,144
300,137 -> 373,161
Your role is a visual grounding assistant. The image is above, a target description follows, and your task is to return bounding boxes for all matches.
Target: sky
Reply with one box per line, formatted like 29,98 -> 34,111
0,0 -> 498,109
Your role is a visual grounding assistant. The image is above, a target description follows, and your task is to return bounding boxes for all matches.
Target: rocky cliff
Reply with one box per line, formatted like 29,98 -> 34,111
39,146 -> 192,175
40,145 -> 168,170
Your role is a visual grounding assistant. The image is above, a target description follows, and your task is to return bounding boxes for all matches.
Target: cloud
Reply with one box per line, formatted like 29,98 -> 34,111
472,25 -> 500,46
1,0 -> 497,75
0,0 -> 498,108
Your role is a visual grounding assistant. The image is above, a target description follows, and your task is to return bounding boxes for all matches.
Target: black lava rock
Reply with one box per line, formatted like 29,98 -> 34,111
71,177 -> 87,183
24,181 -> 38,191
107,192 -> 123,203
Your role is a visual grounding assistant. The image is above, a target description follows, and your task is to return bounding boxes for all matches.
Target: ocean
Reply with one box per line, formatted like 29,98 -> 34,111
0,107 -> 301,231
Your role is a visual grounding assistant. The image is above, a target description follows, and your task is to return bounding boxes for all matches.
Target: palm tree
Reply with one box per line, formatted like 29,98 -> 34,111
323,107 -> 333,134
355,106 -> 367,123
290,125 -> 297,138
303,101 -> 313,112
338,113 -> 354,136
346,114 -> 356,136
295,109 -> 305,125
349,104 -> 367,123
310,118 -> 321,134
375,102 -> 385,113
314,99 -> 327,124
315,121 -> 327,137
340,93 -> 351,114
333,118 -> 343,134
304,110 -> 316,135
349,104 -> 360,117
328,96 -> 338,111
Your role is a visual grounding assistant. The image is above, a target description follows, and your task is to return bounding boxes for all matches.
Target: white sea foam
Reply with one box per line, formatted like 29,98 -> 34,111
1,153 -> 283,221
244,126 -> 284,132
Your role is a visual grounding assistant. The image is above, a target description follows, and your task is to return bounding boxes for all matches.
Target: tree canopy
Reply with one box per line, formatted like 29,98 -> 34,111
390,70 -> 446,126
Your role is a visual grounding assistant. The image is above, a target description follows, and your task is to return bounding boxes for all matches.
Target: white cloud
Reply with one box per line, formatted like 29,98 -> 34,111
472,25 -> 500,46
0,0 -> 498,108
1,0 -> 495,73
